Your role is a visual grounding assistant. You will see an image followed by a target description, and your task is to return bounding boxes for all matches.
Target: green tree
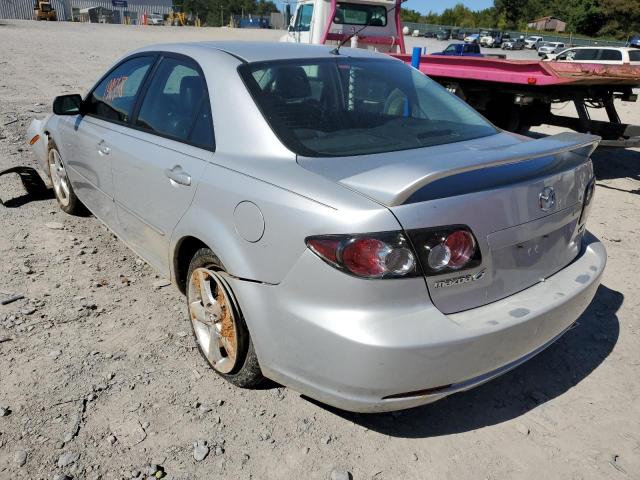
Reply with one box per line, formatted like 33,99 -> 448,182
400,8 -> 422,23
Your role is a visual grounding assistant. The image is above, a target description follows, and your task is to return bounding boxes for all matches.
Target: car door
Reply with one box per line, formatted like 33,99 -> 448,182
63,55 -> 155,229
110,54 -> 214,276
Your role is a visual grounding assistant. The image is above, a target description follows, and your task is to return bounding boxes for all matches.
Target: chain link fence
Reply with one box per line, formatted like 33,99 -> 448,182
403,22 -> 629,47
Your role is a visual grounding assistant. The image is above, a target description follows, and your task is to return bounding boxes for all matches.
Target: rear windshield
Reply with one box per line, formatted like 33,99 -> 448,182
334,2 -> 387,26
239,58 -> 497,157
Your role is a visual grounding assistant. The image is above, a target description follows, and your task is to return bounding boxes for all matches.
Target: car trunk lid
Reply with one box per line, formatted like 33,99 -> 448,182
298,132 -> 600,313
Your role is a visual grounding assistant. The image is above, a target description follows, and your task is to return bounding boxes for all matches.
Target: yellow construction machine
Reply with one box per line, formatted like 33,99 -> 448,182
34,0 -> 57,21
167,5 -> 201,26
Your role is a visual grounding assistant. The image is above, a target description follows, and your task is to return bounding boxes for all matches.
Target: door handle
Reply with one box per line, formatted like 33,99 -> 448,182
164,165 -> 191,186
97,140 -> 111,156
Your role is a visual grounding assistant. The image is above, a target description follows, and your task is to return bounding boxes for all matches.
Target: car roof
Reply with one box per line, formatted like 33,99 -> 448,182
132,41 -> 389,63
567,46 -> 631,51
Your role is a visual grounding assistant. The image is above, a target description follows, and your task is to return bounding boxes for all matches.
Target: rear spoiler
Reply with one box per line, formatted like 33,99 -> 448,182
341,132 -> 600,206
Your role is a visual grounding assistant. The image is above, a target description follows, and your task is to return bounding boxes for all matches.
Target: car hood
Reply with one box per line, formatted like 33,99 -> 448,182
297,131 -> 600,207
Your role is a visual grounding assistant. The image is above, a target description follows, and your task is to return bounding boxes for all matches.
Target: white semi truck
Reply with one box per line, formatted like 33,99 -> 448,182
282,0 -> 406,53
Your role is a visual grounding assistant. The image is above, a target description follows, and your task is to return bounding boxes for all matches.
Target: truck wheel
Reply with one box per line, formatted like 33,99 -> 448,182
186,248 -> 264,388
47,141 -> 86,215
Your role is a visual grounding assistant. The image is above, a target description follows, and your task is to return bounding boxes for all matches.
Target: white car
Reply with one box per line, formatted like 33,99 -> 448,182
537,42 -> 565,56
524,36 -> 544,49
544,47 -> 640,65
147,13 -> 164,25
464,33 -> 480,44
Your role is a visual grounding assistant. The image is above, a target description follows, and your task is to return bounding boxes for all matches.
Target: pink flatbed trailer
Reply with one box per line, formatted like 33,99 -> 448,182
392,54 -> 640,147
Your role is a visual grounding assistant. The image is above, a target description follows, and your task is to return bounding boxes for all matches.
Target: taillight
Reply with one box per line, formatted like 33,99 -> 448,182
407,226 -> 482,276
306,232 -> 418,279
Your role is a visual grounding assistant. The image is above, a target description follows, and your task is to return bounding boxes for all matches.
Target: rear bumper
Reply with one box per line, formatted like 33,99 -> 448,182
230,233 -> 606,413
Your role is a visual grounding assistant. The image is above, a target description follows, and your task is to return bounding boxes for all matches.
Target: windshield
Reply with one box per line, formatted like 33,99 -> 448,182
334,2 -> 387,26
239,58 -> 497,157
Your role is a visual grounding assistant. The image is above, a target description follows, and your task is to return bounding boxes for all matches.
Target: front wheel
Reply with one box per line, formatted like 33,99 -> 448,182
186,248 -> 264,388
48,142 -> 86,215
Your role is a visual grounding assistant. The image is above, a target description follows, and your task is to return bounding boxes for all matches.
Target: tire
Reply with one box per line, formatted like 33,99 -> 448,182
47,141 -> 86,215
186,248 -> 264,388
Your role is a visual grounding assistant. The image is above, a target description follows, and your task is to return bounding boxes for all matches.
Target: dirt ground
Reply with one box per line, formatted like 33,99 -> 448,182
1,20 -> 639,480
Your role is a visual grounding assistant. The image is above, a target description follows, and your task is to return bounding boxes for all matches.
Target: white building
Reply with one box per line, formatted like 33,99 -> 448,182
0,0 -> 173,23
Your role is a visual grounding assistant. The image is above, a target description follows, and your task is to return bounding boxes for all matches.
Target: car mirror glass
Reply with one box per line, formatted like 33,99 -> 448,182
53,94 -> 83,116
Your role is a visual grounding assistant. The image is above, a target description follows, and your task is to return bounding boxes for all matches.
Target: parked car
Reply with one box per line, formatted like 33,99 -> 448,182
524,35 -> 544,49
432,42 -> 483,56
436,29 -> 452,41
493,32 -> 511,48
502,37 -> 525,50
630,36 -> 640,48
27,42 -> 606,413
480,30 -> 508,48
464,33 -> 480,44
147,13 -> 164,25
544,46 -> 640,64
537,42 -> 565,57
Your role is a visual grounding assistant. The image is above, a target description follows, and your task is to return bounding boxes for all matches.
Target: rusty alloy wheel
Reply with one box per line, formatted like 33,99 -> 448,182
187,267 -> 239,374
48,148 -> 71,208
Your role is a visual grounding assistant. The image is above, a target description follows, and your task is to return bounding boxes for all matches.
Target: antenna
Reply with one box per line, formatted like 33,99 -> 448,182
330,0 -> 407,55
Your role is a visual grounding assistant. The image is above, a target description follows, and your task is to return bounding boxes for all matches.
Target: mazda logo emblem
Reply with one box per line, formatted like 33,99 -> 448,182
539,186 -> 556,212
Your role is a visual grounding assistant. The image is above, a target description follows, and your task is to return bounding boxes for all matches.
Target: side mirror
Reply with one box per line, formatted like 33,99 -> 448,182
53,94 -> 83,116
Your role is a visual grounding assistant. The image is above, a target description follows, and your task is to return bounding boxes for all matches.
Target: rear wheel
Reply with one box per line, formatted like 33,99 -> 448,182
48,142 -> 85,215
186,248 -> 264,388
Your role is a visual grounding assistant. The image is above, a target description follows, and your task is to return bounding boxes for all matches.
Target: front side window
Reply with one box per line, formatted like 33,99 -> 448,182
240,58 -> 497,157
87,56 -> 154,123
294,4 -> 313,32
557,49 -> 576,60
629,50 -> 640,62
135,57 -> 214,149
334,2 -> 387,26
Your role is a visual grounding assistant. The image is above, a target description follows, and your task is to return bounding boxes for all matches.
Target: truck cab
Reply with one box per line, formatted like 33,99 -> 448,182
284,0 -> 405,53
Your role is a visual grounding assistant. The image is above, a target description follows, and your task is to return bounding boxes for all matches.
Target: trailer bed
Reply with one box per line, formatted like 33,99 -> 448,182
392,54 -> 640,87
391,53 -> 640,148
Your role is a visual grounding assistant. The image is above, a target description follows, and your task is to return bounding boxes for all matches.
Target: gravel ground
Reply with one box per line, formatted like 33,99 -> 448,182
1,20 -> 639,480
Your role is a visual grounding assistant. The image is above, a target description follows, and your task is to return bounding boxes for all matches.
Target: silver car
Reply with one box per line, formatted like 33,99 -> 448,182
538,42 -> 566,57
27,42 -> 606,412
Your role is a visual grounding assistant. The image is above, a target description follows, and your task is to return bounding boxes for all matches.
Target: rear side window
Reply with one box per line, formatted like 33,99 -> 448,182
573,49 -> 599,61
135,57 -> 214,149
599,49 -> 623,61
87,56 -> 154,123
630,50 -> 640,62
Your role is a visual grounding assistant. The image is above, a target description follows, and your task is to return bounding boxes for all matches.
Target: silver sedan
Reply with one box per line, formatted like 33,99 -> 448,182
27,42 -> 606,412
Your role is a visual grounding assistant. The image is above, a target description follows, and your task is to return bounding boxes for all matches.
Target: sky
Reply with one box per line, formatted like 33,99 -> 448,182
403,0 -> 493,14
